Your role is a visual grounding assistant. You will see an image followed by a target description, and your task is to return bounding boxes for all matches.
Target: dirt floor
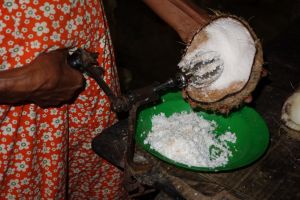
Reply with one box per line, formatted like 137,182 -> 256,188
101,0 -> 300,199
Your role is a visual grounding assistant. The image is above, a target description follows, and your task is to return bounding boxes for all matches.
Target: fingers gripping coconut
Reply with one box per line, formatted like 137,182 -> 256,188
181,15 -> 263,113
143,0 -> 264,114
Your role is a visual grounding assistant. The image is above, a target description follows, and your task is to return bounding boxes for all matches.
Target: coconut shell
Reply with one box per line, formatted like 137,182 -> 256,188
281,87 -> 300,132
182,14 -> 264,114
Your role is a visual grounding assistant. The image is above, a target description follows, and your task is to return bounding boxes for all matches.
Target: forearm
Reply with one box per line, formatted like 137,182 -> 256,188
0,67 -> 33,103
143,0 -> 211,42
0,50 -> 84,107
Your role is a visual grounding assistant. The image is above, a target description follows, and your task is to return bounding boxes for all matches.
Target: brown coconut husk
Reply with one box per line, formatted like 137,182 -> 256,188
281,87 -> 300,132
182,14 -> 264,114
281,125 -> 300,141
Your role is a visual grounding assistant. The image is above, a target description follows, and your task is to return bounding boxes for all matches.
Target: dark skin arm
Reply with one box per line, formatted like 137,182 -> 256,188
0,49 -> 84,107
143,0 -> 211,43
0,1 -> 257,108
0,0 -> 207,108
143,0 -> 259,104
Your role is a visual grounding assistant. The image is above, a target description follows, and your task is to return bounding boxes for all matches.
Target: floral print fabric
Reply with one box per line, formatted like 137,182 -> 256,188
0,0 -> 124,199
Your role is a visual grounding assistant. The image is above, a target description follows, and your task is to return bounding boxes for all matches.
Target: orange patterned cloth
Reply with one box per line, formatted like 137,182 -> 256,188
0,0 -> 125,199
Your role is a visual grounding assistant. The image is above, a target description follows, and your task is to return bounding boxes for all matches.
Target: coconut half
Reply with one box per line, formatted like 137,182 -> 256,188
179,15 -> 263,113
281,88 -> 300,131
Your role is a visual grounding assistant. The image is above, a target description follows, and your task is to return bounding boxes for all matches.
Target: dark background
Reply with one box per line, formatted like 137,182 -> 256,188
101,1 -> 300,199
102,0 -> 300,94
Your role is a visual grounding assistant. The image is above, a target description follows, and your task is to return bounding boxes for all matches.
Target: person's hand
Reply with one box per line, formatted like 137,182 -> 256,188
143,0 -> 266,114
0,49 -> 85,107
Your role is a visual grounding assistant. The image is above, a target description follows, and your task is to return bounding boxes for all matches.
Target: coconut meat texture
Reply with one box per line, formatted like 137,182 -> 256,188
179,17 -> 256,103
281,89 -> 300,131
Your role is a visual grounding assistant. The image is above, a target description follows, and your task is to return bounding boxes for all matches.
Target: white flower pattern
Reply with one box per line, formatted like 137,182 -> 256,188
32,22 -> 49,36
0,20 -> 7,32
25,7 -> 37,18
0,0 -> 122,199
3,0 -> 18,13
1,124 -> 16,136
39,2 -> 55,17
9,44 -> 24,57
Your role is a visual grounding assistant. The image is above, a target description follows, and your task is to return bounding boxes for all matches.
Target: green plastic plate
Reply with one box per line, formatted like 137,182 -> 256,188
135,91 -> 269,172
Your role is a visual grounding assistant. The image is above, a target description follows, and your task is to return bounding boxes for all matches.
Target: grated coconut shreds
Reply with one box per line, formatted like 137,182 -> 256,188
144,112 -> 236,168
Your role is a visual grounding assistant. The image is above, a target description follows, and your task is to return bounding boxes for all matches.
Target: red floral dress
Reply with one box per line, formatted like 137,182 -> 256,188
0,0 -> 125,199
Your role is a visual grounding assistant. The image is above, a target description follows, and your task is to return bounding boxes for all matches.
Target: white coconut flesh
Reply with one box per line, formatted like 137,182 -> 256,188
281,89 -> 300,131
179,17 -> 256,102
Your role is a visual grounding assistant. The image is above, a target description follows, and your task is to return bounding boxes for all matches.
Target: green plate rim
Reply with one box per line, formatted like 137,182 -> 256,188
135,91 -> 269,172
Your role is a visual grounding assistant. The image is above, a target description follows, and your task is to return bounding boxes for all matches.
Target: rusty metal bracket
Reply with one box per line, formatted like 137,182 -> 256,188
69,48 -> 203,198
